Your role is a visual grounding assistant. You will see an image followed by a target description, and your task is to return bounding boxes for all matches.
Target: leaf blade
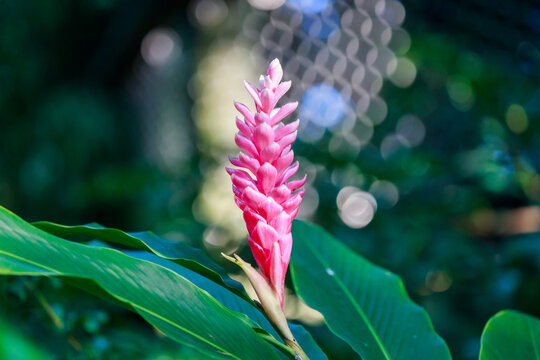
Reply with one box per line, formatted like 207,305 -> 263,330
0,207 -> 279,360
32,221 -> 246,298
290,220 -> 451,360
123,249 -> 281,340
33,221 -> 298,349
480,310 -> 540,360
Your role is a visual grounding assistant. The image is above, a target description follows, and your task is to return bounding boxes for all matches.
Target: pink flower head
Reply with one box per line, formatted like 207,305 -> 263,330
227,59 -> 306,305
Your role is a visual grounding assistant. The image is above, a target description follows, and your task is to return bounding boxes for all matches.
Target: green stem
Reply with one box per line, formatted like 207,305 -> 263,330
222,253 -> 310,360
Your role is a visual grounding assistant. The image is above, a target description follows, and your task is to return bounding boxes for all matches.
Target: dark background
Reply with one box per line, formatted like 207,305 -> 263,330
1,0 -> 539,359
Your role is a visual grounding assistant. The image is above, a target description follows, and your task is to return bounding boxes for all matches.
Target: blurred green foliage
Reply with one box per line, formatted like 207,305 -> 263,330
1,0 -> 539,359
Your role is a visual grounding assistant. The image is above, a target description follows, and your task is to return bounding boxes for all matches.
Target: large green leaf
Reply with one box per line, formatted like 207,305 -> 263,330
32,221 -> 221,271
32,221 -> 246,299
480,310 -> 540,360
90,250 -> 328,360
0,207 -> 280,360
32,224 -> 284,339
34,221 -> 329,359
2,249 -> 300,358
290,220 -> 451,360
124,250 -> 280,336
3,210 -> 328,360
108,252 -> 327,359
33,222 -> 276,333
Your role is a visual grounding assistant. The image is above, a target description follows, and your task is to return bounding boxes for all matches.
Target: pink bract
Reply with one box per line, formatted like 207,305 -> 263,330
227,59 -> 305,305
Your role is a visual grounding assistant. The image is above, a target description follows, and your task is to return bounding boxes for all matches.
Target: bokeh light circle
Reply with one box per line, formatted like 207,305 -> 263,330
287,0 -> 332,14
300,83 -> 347,128
140,28 -> 181,67
369,180 -> 399,208
396,114 -> 425,147
337,187 -> 377,228
248,0 -> 286,10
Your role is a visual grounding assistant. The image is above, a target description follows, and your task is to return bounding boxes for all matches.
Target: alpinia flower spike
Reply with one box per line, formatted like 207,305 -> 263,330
226,58 -> 306,306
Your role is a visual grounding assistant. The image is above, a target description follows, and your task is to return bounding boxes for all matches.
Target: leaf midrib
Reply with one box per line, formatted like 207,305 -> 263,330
297,237 -> 392,360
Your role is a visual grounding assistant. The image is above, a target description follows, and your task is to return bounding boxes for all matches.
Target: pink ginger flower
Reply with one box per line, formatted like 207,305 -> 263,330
227,59 -> 306,305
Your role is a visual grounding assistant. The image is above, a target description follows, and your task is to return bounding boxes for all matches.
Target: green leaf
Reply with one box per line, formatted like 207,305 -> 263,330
33,222 -> 287,342
480,310 -> 540,360
32,221 -> 247,300
0,253 -> 55,276
1,252 -> 135,308
290,220 -> 451,360
34,220 -> 329,357
0,207 -> 280,360
290,323 -> 328,360
3,249 -> 290,358
114,251 -> 328,360
30,221 -> 329,359
123,249 -> 281,339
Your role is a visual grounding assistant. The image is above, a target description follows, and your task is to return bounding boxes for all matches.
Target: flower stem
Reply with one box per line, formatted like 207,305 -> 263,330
285,338 -> 310,360
222,253 -> 310,360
